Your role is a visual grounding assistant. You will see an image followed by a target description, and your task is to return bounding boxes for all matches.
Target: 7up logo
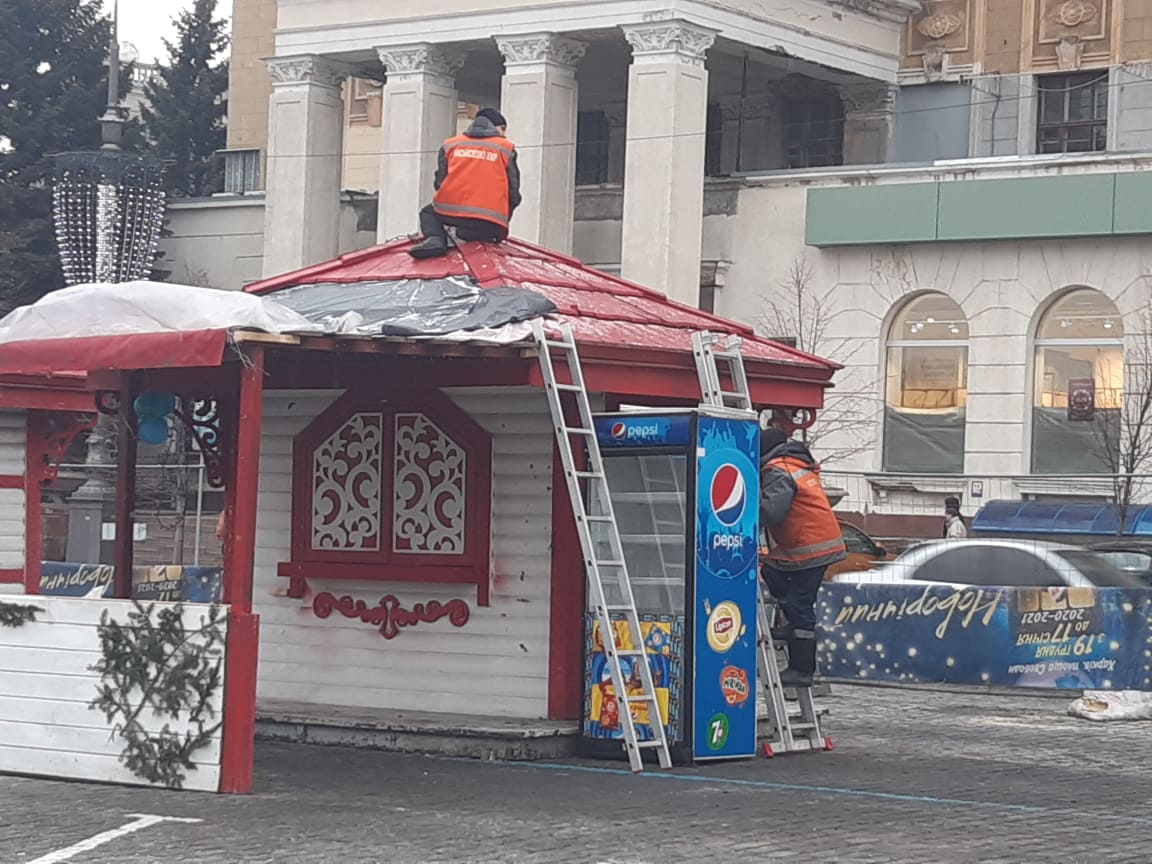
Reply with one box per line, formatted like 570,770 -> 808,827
707,713 -> 730,751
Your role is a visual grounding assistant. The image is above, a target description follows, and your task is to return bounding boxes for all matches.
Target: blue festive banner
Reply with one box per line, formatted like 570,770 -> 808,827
818,582 -> 1152,691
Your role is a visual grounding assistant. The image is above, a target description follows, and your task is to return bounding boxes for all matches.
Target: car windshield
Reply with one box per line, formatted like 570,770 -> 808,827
1054,551 -> 1150,588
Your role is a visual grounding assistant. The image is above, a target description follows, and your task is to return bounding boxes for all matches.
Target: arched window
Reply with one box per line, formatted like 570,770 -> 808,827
884,293 -> 969,473
1031,288 -> 1123,474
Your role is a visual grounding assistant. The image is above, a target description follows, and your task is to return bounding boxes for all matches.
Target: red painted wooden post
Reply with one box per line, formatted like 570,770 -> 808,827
23,411 -> 45,594
227,346 -> 264,612
113,376 -> 139,599
218,609 -> 260,794
548,442 -> 585,720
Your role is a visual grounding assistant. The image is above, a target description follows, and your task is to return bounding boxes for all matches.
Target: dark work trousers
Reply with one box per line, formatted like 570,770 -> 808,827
419,204 -> 507,244
761,564 -> 826,640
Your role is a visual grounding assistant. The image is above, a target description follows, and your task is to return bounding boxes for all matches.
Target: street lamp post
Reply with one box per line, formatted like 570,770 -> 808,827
54,1 -> 166,564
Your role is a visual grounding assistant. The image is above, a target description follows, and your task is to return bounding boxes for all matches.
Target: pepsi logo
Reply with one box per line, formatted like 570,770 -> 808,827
610,421 -> 627,440
710,464 -> 746,526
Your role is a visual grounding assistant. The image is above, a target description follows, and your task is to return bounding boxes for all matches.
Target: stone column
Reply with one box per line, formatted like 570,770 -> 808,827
262,56 -> 347,277
496,34 -> 585,252
619,20 -> 716,307
840,83 -> 897,165
376,45 -> 464,241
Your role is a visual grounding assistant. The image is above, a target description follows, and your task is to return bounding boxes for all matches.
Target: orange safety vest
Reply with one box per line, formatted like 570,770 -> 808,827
433,134 -> 515,228
763,455 -> 846,569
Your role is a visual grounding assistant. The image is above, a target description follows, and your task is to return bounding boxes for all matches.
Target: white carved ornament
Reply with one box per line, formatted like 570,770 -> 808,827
266,55 -> 348,89
376,44 -> 465,79
496,34 -> 587,68
622,21 -> 717,68
312,413 -> 383,551
393,413 -> 467,555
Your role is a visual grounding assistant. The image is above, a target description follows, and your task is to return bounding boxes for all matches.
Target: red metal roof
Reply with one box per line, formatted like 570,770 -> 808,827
245,237 -> 838,374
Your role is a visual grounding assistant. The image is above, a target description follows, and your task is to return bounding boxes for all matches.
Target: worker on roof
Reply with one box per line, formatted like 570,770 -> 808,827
409,108 -> 522,259
759,426 -> 846,688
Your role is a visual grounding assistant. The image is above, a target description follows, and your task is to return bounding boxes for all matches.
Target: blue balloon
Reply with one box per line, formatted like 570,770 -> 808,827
137,418 -> 170,446
134,392 -> 175,421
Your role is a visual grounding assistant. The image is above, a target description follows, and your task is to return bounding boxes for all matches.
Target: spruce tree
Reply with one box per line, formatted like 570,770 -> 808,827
142,0 -> 229,198
0,0 -> 111,312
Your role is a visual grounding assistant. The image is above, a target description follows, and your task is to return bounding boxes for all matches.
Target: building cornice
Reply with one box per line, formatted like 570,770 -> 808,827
265,55 -> 350,89
274,0 -> 906,84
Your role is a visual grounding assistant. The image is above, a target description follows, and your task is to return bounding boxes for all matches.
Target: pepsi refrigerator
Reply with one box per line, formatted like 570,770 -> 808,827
581,408 -> 761,763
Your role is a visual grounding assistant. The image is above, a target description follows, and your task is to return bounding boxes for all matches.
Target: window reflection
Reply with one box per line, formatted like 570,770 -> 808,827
884,293 -> 969,473
1031,288 -> 1123,474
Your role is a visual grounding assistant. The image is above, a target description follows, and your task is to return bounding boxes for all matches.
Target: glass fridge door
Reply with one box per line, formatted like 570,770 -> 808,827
589,453 -> 689,615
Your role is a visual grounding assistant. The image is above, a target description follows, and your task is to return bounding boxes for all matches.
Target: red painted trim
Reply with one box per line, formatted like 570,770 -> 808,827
547,444 -> 584,721
283,384 -> 493,606
227,347 -> 265,613
0,569 -> 22,584
0,388 -> 95,412
0,475 -> 21,490
23,413 -> 45,594
265,357 -> 532,391
218,610 -> 260,794
113,377 -> 139,599
0,330 -> 230,376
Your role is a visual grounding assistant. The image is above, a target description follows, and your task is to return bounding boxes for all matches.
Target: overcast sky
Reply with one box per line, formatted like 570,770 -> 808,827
105,0 -> 232,65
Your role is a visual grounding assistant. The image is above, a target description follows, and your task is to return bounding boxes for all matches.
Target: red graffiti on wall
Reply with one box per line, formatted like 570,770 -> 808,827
312,591 -> 471,639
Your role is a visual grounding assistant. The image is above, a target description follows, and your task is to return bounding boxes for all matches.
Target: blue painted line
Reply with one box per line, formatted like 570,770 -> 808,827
478,760 -> 1152,827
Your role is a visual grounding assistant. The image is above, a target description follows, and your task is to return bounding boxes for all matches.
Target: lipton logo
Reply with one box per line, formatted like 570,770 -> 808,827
720,666 -> 750,706
706,601 -> 742,653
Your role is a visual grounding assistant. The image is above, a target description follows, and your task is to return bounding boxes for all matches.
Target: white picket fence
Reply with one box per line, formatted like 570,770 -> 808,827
0,595 -> 228,792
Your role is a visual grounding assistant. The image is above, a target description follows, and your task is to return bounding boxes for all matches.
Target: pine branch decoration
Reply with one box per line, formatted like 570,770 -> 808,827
89,601 -> 225,789
0,601 -> 41,628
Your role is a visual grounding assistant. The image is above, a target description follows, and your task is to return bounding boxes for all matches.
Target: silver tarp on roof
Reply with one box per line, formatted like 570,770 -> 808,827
269,276 -> 557,337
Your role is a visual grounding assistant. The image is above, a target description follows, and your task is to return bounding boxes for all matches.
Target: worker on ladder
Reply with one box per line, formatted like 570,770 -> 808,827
759,427 -> 846,687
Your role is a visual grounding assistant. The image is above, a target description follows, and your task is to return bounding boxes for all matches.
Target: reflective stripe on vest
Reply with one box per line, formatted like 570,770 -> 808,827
434,134 -> 514,229
764,456 -> 845,566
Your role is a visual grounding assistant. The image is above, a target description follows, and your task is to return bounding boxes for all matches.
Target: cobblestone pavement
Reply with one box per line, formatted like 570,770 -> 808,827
3,685 -> 1151,864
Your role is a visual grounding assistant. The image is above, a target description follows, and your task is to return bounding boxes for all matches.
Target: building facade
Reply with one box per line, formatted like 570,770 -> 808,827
159,0 -> 1152,525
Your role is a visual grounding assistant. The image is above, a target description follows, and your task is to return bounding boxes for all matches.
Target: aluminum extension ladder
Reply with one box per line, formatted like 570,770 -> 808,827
756,587 -> 831,756
532,319 -> 673,773
692,330 -> 830,757
691,331 -> 754,412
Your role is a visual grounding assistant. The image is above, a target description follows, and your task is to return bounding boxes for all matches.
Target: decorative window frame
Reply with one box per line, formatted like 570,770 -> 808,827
278,388 -> 492,605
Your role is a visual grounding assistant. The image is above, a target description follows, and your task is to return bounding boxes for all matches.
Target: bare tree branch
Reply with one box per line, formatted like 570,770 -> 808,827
758,256 -> 881,465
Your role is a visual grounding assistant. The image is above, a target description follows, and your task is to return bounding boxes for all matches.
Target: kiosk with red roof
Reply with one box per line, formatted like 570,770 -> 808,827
0,238 -> 837,792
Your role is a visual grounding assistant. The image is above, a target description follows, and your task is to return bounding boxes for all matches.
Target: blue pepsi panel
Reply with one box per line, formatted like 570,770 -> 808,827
593,413 -> 693,449
691,413 -> 760,761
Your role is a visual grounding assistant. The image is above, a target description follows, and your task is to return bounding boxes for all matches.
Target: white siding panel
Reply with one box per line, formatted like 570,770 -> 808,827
0,595 -> 227,792
0,411 -> 25,474
253,386 -> 556,718
0,489 -> 25,569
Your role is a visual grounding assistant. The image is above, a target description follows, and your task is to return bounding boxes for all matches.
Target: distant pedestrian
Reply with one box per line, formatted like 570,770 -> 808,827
759,427 -> 846,687
943,497 -> 967,539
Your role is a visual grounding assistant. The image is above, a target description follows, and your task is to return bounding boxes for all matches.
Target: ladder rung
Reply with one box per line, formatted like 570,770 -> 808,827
624,693 -> 660,703
603,605 -> 638,614
575,470 -> 603,479
544,338 -> 575,350
584,515 -> 614,522
595,559 -> 625,568
614,648 -> 646,657
553,383 -> 584,392
565,426 -> 594,435
635,740 -> 666,749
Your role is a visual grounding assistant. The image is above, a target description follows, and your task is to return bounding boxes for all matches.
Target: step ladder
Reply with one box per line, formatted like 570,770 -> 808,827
691,329 -> 830,758
532,319 -> 673,773
756,586 -> 832,756
692,331 -> 753,412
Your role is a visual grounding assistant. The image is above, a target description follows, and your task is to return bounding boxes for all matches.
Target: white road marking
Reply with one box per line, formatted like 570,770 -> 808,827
28,813 -> 203,864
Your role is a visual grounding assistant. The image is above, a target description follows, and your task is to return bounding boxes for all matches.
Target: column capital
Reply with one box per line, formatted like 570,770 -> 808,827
265,55 -> 349,89
496,33 -> 587,71
839,82 -> 897,118
376,44 -> 466,81
620,20 -> 717,68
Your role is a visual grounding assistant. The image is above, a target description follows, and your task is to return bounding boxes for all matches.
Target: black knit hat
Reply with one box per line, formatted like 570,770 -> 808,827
760,427 -> 789,458
476,107 -> 507,128
944,496 -> 961,510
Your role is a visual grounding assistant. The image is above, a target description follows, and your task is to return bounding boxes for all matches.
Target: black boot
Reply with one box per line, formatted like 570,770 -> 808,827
408,235 -> 448,259
779,637 -> 817,688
